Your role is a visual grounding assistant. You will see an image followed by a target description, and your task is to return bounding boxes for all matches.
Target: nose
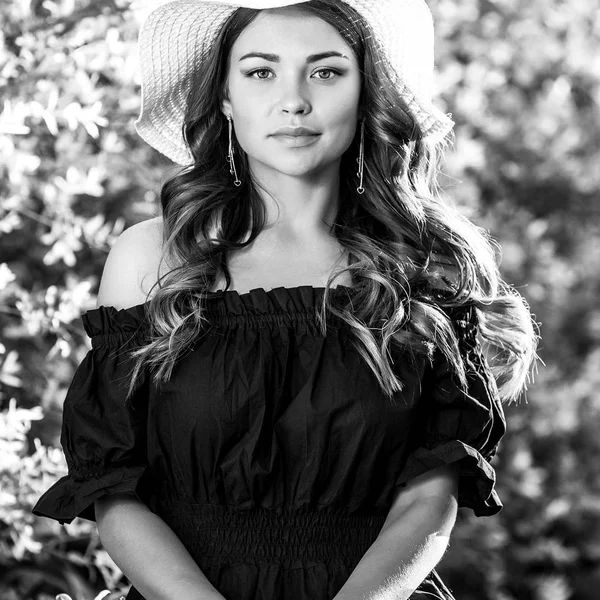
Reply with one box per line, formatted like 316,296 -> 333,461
278,77 -> 312,115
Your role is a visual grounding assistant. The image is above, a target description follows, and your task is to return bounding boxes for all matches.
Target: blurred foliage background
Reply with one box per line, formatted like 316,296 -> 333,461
0,0 -> 598,599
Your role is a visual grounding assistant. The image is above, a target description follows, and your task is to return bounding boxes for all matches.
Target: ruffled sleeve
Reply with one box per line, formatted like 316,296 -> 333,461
395,304 -> 507,517
32,304 -> 154,525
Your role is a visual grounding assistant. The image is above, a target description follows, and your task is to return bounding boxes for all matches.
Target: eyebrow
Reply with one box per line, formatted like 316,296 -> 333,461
238,51 -> 349,63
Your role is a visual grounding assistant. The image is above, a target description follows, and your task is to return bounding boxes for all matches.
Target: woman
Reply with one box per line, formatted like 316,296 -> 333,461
33,1 -> 539,599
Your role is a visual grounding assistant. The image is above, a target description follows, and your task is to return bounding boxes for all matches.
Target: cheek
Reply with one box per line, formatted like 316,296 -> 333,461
235,113 -> 261,147
327,85 -> 361,127
228,98 -> 262,145
343,85 -> 362,115
328,102 -> 360,140
228,79 -> 260,121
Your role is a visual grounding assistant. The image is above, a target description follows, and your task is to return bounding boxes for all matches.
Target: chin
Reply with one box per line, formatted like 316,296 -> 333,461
273,155 -> 343,173
275,164 -> 332,178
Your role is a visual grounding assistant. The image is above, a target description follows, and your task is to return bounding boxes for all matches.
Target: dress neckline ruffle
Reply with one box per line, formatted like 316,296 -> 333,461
82,285 -> 356,336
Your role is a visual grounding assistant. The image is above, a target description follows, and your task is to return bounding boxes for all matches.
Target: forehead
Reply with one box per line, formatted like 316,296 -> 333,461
231,7 -> 354,57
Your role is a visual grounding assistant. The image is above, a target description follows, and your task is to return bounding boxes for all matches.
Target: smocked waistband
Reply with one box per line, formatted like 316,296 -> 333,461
159,503 -> 387,569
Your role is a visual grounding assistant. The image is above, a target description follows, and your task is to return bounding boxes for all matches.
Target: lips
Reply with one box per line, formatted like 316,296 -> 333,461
272,133 -> 321,147
272,126 -> 320,137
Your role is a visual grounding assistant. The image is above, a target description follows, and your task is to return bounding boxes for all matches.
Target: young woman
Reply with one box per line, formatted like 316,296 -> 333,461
33,1 -> 539,599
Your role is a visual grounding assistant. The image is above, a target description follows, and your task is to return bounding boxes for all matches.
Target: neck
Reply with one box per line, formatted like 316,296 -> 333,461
249,161 -> 341,243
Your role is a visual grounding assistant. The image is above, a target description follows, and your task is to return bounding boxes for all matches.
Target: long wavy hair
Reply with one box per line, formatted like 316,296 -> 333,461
127,0 -> 539,404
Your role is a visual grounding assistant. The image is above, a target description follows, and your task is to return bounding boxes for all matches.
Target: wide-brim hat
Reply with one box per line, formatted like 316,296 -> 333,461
134,0 -> 454,165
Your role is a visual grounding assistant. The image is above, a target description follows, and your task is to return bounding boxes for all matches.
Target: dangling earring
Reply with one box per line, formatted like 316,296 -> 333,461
226,114 -> 241,187
356,118 -> 365,194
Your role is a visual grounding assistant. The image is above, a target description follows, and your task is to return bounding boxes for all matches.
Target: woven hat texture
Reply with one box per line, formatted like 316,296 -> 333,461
135,0 -> 454,165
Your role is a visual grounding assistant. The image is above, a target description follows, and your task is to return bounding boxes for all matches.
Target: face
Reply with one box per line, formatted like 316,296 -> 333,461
221,7 -> 362,182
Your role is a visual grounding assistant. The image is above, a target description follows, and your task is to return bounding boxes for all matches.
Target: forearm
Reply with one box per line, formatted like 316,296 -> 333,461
333,495 -> 457,600
95,493 -> 226,600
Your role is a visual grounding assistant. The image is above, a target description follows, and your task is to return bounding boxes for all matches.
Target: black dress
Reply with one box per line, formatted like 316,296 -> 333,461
32,285 -> 506,600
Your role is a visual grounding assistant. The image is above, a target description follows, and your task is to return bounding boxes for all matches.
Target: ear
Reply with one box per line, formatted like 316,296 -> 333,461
221,98 -> 232,119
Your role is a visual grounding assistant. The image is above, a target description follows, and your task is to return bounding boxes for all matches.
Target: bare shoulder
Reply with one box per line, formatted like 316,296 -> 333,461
96,216 -> 167,309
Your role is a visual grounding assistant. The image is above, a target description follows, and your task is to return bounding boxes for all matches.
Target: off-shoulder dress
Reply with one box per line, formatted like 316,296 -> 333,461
32,285 -> 506,600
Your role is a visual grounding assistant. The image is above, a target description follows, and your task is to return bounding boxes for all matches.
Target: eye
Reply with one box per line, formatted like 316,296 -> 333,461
246,68 -> 272,79
314,68 -> 340,80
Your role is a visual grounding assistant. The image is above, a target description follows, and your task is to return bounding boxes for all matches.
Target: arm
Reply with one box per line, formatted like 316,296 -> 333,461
95,494 -> 225,600
333,462 -> 460,600
95,220 -> 225,600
